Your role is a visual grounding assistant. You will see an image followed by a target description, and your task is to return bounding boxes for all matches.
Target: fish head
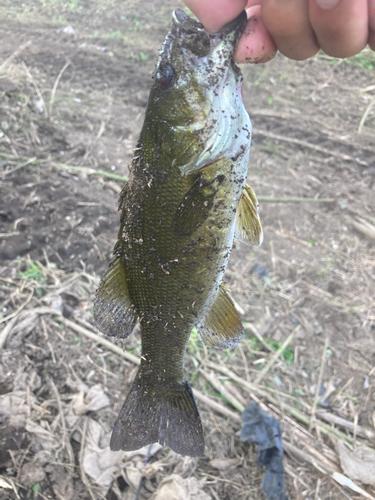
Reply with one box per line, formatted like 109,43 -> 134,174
145,9 -> 250,171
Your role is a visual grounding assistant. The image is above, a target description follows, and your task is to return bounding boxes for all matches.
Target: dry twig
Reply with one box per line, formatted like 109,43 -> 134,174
254,129 -> 369,167
0,40 -> 31,72
60,317 -> 140,365
310,336 -> 330,432
49,61 -> 71,120
254,326 -> 299,384
358,96 -> 375,134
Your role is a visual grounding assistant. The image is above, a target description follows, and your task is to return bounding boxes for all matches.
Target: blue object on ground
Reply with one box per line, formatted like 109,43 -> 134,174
240,400 -> 288,500
252,264 -> 269,278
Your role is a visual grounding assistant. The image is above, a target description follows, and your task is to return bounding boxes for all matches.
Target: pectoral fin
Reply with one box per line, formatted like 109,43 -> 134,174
235,183 -> 263,247
173,173 -> 224,236
197,285 -> 243,349
94,255 -> 137,338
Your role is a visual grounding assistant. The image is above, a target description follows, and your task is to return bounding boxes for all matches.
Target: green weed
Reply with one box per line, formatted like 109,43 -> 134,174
349,51 -> 375,71
316,257 -> 335,277
33,483 -> 41,499
248,335 -> 294,365
103,30 -> 127,40
18,261 -> 47,298
125,51 -> 149,62
19,262 -> 44,282
39,0 -> 80,10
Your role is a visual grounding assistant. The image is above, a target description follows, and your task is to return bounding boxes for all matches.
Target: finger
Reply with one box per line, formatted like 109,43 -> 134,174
369,0 -> 375,51
183,0 -> 247,32
261,0 -> 319,60
309,0 -> 368,57
233,5 -> 277,63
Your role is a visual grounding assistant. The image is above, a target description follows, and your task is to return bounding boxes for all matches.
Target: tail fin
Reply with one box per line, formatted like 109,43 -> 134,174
110,370 -> 204,456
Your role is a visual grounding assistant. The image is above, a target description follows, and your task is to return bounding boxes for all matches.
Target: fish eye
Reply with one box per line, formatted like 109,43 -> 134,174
156,64 -> 176,90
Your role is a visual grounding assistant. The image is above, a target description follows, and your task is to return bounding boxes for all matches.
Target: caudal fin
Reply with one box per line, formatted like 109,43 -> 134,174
110,370 -> 204,456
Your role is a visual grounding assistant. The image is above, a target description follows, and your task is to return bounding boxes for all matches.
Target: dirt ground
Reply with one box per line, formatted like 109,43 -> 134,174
1,1 -> 375,499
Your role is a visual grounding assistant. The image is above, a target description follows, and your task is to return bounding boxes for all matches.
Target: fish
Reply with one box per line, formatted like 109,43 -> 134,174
94,8 -> 263,457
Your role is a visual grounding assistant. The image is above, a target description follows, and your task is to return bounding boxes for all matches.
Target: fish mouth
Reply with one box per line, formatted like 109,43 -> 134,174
157,9 -> 251,175
168,9 -> 247,61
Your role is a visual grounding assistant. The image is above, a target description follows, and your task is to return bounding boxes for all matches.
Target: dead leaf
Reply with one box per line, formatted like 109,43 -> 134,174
0,477 -> 13,489
209,458 -> 240,470
0,390 -> 31,427
123,463 -> 142,489
72,384 -> 110,415
142,459 -> 167,478
0,307 -> 61,350
352,217 -> 375,240
337,441 -> 375,485
152,474 -> 211,500
20,461 -> 46,487
26,419 -> 59,451
82,418 -> 125,495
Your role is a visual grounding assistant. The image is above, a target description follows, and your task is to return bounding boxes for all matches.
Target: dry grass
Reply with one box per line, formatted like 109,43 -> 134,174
1,255 -> 374,499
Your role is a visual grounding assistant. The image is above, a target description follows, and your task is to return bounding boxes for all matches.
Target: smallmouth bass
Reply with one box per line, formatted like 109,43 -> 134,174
94,9 -> 263,456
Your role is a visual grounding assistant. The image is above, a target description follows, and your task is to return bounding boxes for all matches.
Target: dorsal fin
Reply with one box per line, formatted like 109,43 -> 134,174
235,183 -> 263,246
94,256 -> 137,338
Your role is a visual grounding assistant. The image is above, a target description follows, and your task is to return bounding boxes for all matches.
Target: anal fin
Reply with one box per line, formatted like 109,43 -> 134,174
94,255 -> 137,338
235,183 -> 263,247
197,285 -> 243,349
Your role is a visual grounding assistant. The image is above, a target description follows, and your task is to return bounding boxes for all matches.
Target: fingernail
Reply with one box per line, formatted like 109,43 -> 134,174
314,0 -> 340,9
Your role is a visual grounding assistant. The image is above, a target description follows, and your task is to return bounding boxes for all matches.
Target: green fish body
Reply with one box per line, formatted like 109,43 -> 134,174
94,9 -> 263,456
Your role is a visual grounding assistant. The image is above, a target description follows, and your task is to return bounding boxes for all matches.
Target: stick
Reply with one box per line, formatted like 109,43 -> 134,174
48,376 -> 75,466
61,318 -> 140,365
0,286 -> 34,325
0,154 -> 128,182
358,96 -> 375,134
253,129 -> 369,168
52,162 -> 128,182
0,40 -> 31,72
199,370 -> 245,413
193,388 -> 242,423
315,411 -> 375,442
207,361 -> 354,444
22,61 -> 47,119
49,61 -> 71,120
257,196 -> 334,203
254,326 -> 299,384
273,230 -> 313,247
1,157 -> 37,177
82,120 -> 106,162
310,337 -> 330,432
243,322 -> 274,352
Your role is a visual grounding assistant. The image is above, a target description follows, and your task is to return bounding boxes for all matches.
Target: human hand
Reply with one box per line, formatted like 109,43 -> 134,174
183,0 -> 374,63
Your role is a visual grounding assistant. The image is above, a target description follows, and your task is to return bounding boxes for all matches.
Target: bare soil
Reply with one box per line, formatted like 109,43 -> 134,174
0,1 -> 374,499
